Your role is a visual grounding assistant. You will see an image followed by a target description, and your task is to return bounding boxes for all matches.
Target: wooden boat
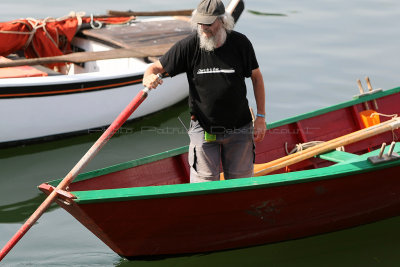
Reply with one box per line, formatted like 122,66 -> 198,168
39,84 -> 400,259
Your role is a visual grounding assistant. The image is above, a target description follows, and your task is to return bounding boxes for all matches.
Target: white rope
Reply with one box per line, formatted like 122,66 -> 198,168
66,11 -> 86,28
90,14 -> 103,29
370,113 -> 399,141
370,112 -> 398,119
0,21 -> 33,36
285,141 -> 345,155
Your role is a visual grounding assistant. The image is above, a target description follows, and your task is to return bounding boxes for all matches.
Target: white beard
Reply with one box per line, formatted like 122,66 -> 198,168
198,26 -> 227,52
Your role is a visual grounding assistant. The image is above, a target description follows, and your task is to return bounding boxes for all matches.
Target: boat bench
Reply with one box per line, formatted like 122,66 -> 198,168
316,150 -> 360,163
317,142 -> 400,164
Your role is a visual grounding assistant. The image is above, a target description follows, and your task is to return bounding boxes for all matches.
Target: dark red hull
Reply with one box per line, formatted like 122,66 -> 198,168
50,164 -> 400,258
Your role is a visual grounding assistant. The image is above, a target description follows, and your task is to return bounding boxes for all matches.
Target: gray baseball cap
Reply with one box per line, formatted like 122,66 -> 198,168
192,0 -> 225,25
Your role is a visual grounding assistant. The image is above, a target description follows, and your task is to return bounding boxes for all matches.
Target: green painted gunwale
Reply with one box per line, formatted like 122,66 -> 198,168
46,86 -> 400,204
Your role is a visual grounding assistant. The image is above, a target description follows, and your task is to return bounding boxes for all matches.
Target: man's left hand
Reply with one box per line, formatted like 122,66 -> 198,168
253,117 -> 267,143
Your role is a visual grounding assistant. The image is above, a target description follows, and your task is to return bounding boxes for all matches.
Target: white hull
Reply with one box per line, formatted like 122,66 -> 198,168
0,73 -> 187,144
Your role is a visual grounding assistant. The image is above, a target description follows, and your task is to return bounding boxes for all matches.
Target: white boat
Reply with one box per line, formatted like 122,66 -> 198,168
0,0 -> 244,146
0,17 -> 192,146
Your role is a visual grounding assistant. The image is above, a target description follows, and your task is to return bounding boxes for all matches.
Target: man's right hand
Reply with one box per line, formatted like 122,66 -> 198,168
143,73 -> 163,89
143,60 -> 166,89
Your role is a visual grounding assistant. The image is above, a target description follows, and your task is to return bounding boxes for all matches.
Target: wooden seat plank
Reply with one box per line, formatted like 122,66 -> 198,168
317,150 -> 360,163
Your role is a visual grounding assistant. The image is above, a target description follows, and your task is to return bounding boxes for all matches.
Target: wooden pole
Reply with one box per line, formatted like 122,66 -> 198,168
0,82 -> 157,261
254,118 -> 400,176
107,9 -> 194,17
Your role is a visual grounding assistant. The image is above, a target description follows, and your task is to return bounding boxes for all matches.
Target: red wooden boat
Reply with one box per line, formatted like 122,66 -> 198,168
39,84 -> 400,259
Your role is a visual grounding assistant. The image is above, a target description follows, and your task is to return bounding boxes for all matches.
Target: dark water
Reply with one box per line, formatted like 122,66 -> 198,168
1,0 -> 400,266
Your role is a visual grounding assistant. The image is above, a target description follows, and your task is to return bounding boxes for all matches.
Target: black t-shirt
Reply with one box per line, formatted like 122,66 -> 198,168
160,31 -> 259,134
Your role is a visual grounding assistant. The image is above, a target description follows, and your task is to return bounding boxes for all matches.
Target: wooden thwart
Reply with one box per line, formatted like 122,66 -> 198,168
253,118 -> 400,176
0,48 -> 159,68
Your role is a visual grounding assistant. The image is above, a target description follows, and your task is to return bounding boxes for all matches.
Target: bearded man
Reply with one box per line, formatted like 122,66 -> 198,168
143,0 -> 266,183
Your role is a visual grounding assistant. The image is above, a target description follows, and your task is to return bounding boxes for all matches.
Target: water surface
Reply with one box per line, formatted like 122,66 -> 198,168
1,0 -> 400,265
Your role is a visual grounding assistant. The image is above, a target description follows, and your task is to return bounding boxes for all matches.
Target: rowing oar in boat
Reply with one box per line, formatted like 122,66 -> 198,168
0,74 -> 162,261
0,48 -> 158,68
107,9 -> 194,17
253,117 -> 400,176
253,118 -> 397,173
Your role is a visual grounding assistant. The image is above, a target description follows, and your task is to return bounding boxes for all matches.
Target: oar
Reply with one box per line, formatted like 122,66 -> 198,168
0,75 -> 162,261
254,118 -> 396,173
254,117 -> 400,176
0,48 -> 158,68
108,9 -> 194,17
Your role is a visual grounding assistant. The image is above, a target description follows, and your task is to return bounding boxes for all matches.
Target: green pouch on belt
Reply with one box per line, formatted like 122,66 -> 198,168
204,131 -> 216,142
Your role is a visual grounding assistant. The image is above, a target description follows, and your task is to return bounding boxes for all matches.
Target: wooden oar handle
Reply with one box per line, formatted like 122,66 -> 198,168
107,9 -> 194,17
0,48 -> 152,68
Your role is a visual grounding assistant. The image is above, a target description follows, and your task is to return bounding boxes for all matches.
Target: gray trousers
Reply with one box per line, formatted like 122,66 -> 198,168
188,120 -> 255,183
